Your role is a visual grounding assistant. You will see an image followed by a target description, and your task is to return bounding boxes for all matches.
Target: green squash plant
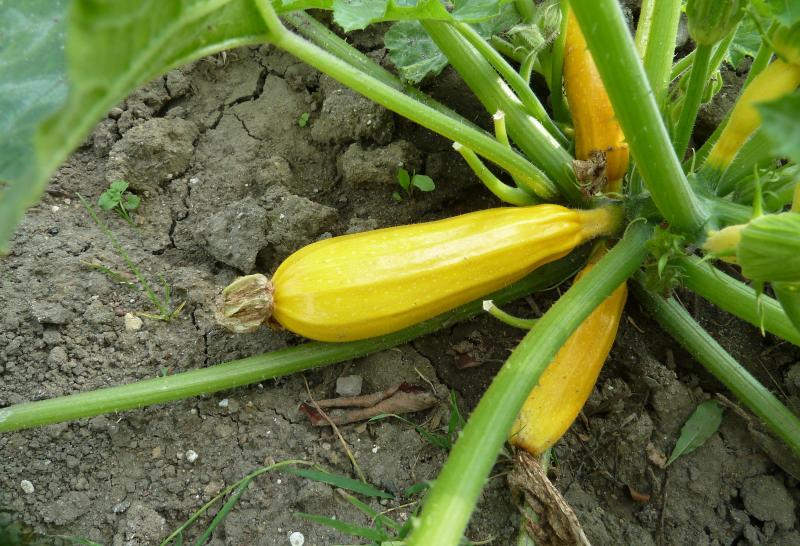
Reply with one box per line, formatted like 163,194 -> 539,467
2,0 -> 800,544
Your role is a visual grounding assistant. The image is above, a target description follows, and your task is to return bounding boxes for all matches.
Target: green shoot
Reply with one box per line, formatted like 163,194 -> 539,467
97,180 -> 140,225
395,167 -> 436,201
79,194 -> 185,322
297,111 -> 310,127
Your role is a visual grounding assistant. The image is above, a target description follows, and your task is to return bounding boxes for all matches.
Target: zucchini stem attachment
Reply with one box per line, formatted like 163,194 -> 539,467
215,274 -> 275,333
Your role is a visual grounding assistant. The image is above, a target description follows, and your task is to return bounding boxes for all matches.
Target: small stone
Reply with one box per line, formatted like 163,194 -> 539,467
30,301 -> 73,325
336,375 -> 363,397
185,450 -> 199,463
218,398 -> 229,408
195,197 -> 269,273
47,346 -> 69,368
289,531 -> 305,546
124,313 -> 143,331
20,480 -> 35,494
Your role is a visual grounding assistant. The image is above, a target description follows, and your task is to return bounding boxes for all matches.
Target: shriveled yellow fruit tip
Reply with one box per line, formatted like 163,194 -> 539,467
215,274 -> 275,333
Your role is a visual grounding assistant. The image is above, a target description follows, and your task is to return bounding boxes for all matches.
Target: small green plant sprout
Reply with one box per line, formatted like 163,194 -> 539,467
297,111 -> 310,127
394,167 -> 436,201
79,194 -> 185,322
97,180 -> 140,224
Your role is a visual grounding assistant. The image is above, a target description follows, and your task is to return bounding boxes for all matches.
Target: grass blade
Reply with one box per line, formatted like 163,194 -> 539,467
193,479 -> 252,546
281,467 -> 393,499
297,513 -> 388,542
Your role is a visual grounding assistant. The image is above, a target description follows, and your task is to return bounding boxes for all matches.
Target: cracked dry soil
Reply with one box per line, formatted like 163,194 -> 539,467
2,31 -> 800,546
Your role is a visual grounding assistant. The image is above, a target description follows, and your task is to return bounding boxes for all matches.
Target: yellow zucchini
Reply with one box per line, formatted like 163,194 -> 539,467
216,205 -> 620,342
564,9 -> 630,191
706,58 -> 800,171
509,254 -> 627,455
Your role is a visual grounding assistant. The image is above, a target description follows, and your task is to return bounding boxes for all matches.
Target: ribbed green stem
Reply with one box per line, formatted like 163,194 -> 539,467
632,279 -> 800,457
570,0 -> 708,233
676,255 -> 800,346
640,0 -> 682,105
407,222 -> 651,546
283,11 -> 479,131
634,0 -> 655,56
421,20 -> 582,204
549,0 -> 569,123
673,44 -> 713,159
261,19 -> 558,199
453,22 -> 568,148
453,143 -> 539,205
0,252 -> 586,433
708,197 -> 753,226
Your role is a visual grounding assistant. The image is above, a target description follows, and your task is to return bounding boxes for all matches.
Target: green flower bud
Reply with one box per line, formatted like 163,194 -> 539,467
686,0 -> 745,46
773,22 -> 800,66
738,212 -> 800,282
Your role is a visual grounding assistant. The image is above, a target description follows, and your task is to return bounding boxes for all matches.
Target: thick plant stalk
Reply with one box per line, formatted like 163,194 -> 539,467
632,280 -> 800,456
421,20 -> 583,204
254,3 -> 559,199
639,0 -> 683,105
569,0 -> 708,233
0,252 -> 587,433
453,22 -> 568,148
406,222 -> 651,546
672,44 -> 713,158
676,255 -> 800,346
283,11 -> 480,131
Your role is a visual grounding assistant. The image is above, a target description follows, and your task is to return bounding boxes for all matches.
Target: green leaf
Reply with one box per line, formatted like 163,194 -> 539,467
0,0 -> 271,255
392,190 -> 404,202
725,15 -> 763,69
396,167 -> 411,191
123,193 -> 141,211
403,481 -> 431,496
0,1 -> 68,185
281,467 -> 394,499
666,400 -> 724,465
297,111 -> 310,127
411,174 -> 435,192
109,180 -> 129,193
97,192 -> 118,211
758,91 -> 800,164
297,513 -> 390,542
333,0 -> 388,32
385,4 -> 519,83
385,21 -> 449,83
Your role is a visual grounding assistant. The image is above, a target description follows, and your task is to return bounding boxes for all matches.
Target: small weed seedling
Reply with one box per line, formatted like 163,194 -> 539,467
79,195 -> 185,322
97,180 -> 140,225
297,112 -> 310,127
393,168 -> 436,202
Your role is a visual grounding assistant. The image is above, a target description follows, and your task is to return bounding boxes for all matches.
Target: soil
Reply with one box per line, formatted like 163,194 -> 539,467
2,20 -> 799,546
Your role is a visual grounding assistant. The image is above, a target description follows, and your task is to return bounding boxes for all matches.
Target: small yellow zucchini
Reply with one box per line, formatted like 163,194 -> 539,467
509,254 -> 627,455
706,58 -> 800,172
216,205 -> 620,342
564,9 -> 630,190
